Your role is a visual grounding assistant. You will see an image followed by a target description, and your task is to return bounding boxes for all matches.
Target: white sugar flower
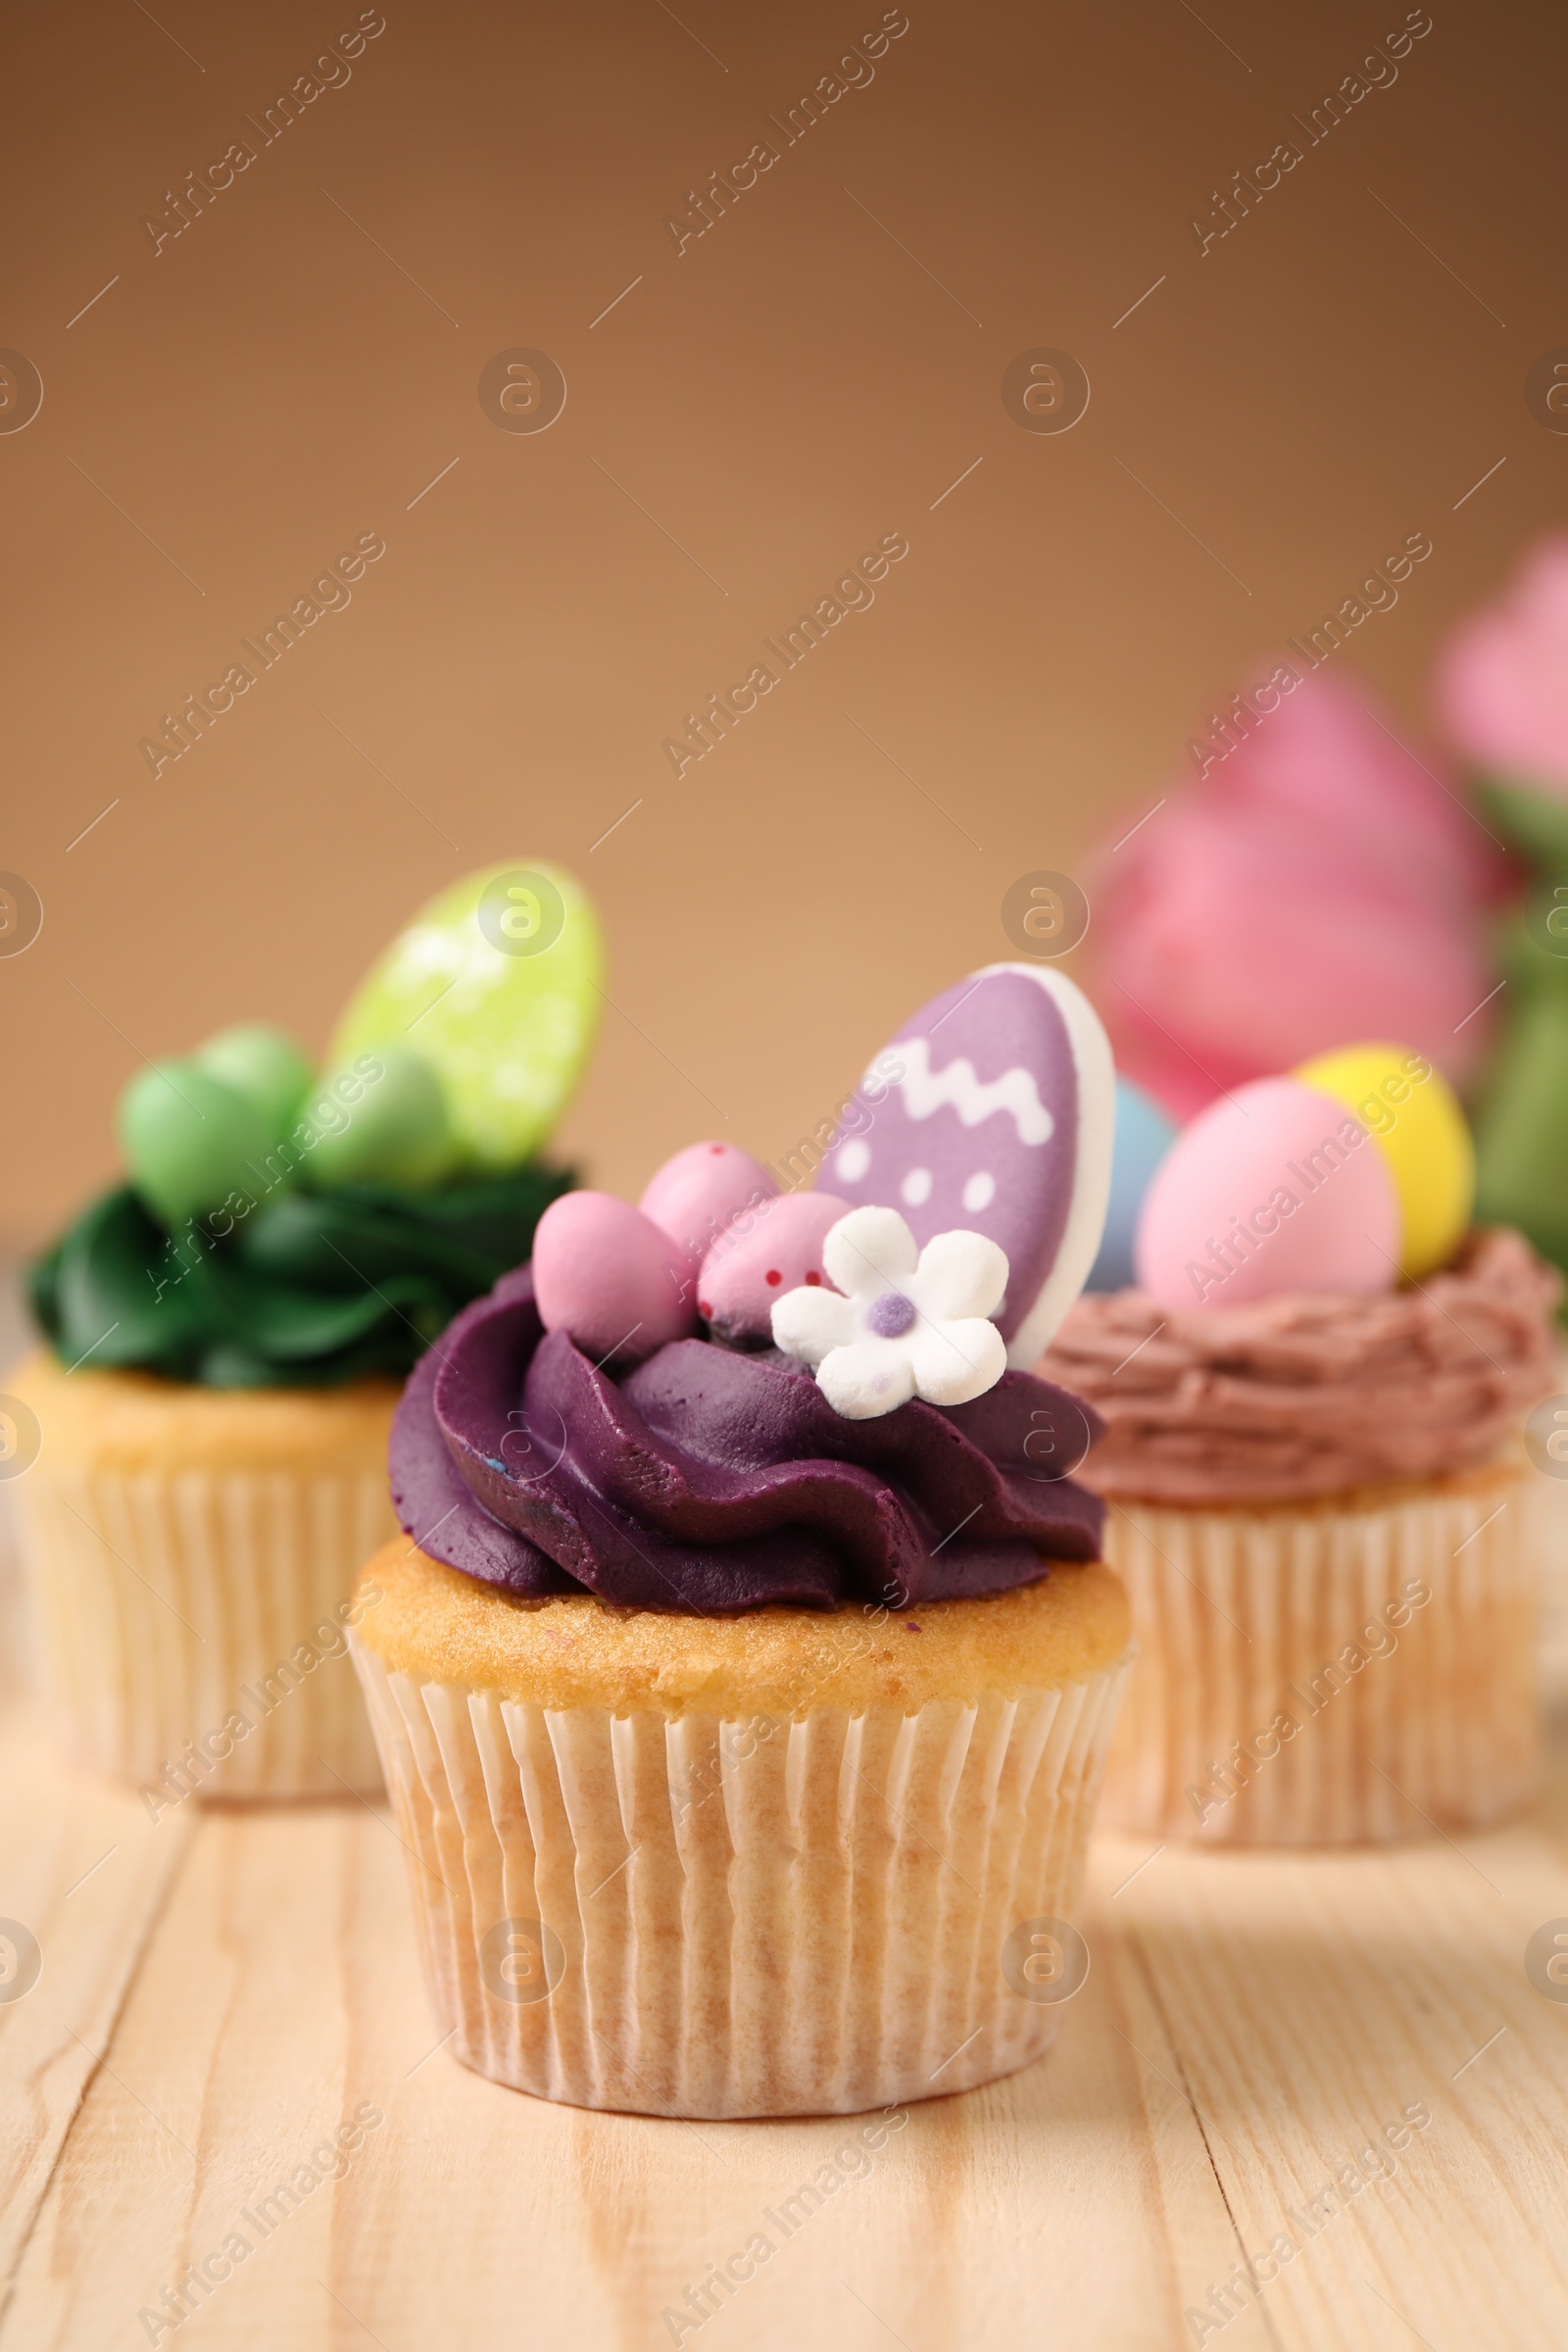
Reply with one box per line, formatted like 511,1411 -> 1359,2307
770,1205 -> 1008,1420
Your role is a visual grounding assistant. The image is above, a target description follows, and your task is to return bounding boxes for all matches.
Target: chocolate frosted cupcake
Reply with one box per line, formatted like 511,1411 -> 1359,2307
10,862 -> 598,1798
350,963 -> 1133,2119
1044,1225 -> 1560,1844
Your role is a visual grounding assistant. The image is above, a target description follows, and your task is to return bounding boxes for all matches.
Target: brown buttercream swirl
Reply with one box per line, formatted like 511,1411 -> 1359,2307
1037,1228 -> 1561,1504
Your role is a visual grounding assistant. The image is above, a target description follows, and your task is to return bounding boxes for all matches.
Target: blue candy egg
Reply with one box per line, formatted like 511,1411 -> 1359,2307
1085,1077 -> 1178,1291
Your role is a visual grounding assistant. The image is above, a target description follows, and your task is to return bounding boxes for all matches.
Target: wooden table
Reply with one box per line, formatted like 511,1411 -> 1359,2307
3,1677 -> 1568,2352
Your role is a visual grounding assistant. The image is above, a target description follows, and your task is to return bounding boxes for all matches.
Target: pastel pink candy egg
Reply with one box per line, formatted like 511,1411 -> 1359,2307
638,1140 -> 778,1273
698,1193 -> 850,1345
532,1191 -> 697,1364
1134,1077 -> 1399,1312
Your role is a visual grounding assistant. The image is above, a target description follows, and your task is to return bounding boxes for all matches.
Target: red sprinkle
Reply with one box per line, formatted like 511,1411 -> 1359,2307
698,1299 -> 711,1318
805,1270 -> 821,1285
764,1269 -> 781,1287
709,1145 -> 724,1155
905,1621 -> 922,1634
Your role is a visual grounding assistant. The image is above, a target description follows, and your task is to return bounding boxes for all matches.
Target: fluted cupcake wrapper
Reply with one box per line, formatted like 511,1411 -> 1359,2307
1099,1461 -> 1537,1845
1531,1474 -> 1568,1675
18,1462 -> 389,1797
350,1640 -> 1131,2119
1530,1342 -> 1568,1674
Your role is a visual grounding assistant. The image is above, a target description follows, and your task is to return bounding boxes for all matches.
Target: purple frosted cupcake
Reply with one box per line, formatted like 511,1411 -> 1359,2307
350,964 -> 1135,2118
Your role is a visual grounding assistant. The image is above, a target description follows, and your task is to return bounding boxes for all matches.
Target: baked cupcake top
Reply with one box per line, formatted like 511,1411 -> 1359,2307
1039,1226 -> 1560,1504
389,962 -> 1118,1613
27,863 -> 598,1388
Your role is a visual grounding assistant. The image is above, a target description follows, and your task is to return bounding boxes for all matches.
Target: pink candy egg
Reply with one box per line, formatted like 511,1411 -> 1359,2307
532,1192 -> 697,1364
639,1140 -> 779,1273
1135,1077 -> 1400,1311
697,1192 -> 850,1345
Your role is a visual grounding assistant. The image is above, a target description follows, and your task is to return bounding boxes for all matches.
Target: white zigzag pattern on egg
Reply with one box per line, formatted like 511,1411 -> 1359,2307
887,1036 -> 1055,1147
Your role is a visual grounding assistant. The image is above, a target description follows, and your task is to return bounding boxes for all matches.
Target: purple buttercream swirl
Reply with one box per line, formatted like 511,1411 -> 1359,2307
389,1266 -> 1106,1614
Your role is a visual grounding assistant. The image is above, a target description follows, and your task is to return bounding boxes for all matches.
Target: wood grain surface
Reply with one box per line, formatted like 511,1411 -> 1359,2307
2,1682 -> 1566,2352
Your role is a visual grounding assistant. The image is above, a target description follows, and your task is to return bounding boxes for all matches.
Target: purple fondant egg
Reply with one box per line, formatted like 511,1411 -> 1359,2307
532,1190 -> 697,1364
638,1140 -> 778,1275
698,1191 -> 850,1345
1134,1077 -> 1400,1310
817,963 -> 1115,1364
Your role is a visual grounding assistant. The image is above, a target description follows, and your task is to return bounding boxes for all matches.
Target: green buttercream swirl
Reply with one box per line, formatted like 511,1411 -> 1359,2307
26,1167 -> 571,1389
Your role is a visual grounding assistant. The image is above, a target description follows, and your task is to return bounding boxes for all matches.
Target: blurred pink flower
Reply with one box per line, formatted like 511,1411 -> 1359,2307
1434,534 -> 1568,791
1089,665 -> 1506,1120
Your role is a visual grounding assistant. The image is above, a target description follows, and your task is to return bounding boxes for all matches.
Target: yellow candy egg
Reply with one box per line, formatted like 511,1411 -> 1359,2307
1293,1043 -> 1473,1279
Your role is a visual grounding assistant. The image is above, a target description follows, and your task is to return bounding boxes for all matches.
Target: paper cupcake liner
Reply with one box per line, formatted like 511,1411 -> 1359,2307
1099,1462 -> 1537,1845
1531,1474 -> 1568,1681
18,1460 -> 390,1797
1530,1341 -> 1568,1679
351,1639 -> 1131,2119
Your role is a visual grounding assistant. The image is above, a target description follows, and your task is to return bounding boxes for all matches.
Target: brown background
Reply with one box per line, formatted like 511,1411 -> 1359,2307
3,0 -> 1563,1244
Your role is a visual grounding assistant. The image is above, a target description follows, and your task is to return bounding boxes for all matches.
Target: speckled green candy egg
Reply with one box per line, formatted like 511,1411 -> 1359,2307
328,861 -> 604,1172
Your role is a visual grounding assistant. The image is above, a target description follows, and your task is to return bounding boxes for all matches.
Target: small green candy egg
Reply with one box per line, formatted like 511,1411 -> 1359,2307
303,1047 -> 458,1191
193,1023 -> 313,1135
119,1061 -> 283,1228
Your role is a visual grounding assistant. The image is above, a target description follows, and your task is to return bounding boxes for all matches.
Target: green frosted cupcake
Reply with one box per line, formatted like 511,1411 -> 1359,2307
13,861 -> 601,1797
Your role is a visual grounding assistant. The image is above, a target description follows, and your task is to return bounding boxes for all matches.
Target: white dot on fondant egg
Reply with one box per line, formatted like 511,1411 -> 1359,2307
901,1167 -> 933,1207
836,1140 -> 870,1184
962,1170 -> 996,1213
